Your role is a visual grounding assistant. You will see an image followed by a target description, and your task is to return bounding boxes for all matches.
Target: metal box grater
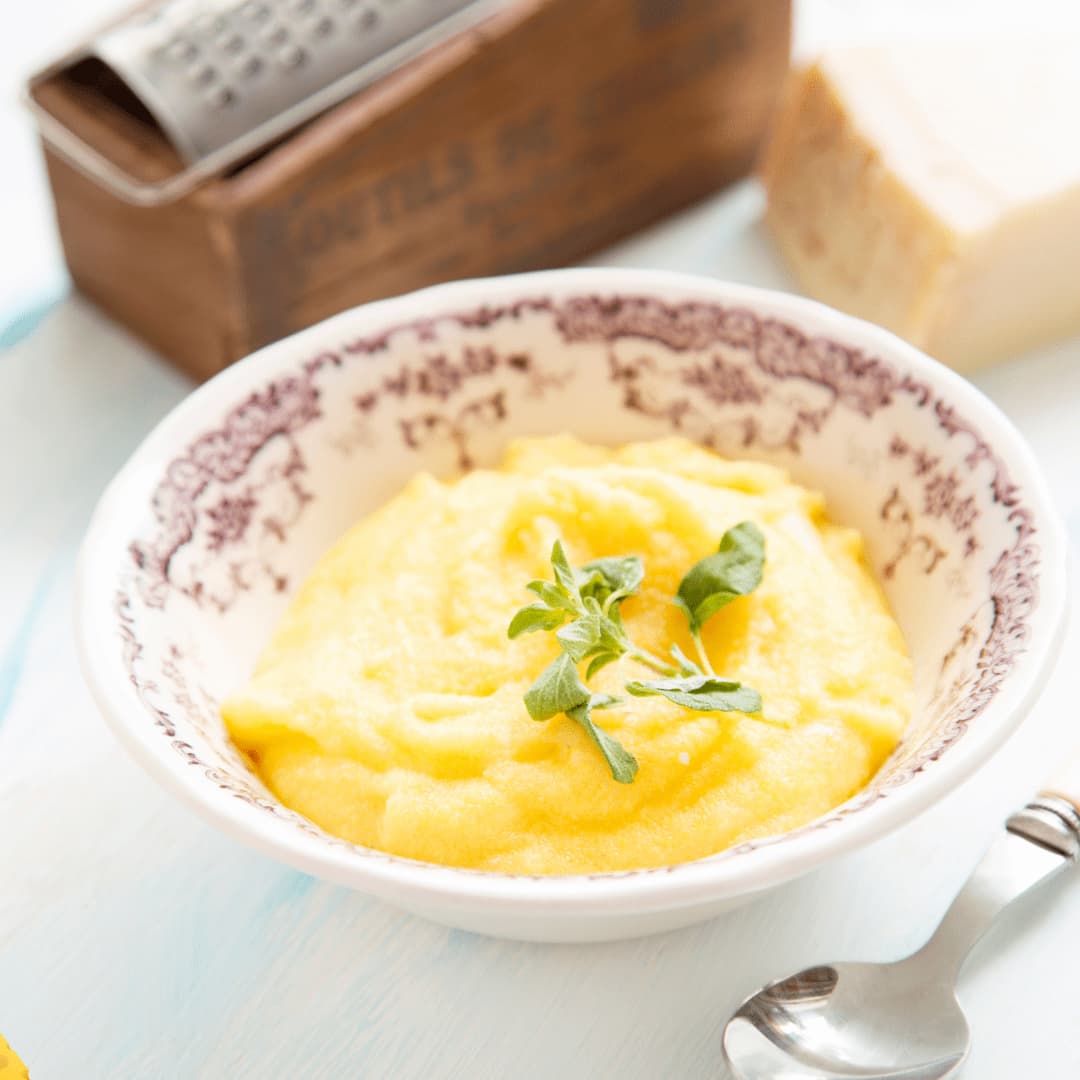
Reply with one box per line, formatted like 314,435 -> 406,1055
28,0 -> 509,204
28,0 -> 792,380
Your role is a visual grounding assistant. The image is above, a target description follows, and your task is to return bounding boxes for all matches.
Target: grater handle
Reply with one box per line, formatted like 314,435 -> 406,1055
26,85 -> 217,206
26,0 -> 514,207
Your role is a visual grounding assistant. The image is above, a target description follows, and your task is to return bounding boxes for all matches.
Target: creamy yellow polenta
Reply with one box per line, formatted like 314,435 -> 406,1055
223,436 -> 911,873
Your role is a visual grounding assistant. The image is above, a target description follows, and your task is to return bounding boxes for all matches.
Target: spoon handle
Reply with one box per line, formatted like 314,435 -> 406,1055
1007,756 -> 1080,860
909,760 -> 1080,979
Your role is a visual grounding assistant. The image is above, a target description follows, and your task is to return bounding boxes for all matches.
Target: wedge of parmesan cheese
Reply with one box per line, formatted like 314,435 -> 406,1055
760,41 -> 1080,370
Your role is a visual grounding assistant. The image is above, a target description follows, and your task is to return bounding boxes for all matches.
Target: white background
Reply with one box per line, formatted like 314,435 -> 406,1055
2,2 -> 1080,1077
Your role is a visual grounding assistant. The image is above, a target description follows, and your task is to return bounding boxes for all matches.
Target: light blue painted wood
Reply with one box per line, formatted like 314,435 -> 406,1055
0,280 -> 67,352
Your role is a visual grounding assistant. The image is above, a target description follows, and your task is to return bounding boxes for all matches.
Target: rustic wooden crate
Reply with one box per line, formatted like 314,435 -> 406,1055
33,0 -> 791,381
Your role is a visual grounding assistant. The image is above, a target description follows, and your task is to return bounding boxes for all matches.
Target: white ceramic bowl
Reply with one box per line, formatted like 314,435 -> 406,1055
76,268 -> 1067,941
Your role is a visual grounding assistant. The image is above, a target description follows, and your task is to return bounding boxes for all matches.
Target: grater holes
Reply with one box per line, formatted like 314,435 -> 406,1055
218,32 -> 246,54
262,24 -> 290,46
235,53 -> 264,78
354,8 -> 379,30
277,43 -> 307,68
194,13 -> 226,37
165,39 -> 198,63
239,1 -> 271,22
189,64 -> 218,88
311,16 -> 334,37
205,84 -> 236,109
292,0 -> 317,12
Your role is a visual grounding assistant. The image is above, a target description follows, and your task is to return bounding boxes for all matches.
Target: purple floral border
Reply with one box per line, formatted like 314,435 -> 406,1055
114,294 -> 1040,879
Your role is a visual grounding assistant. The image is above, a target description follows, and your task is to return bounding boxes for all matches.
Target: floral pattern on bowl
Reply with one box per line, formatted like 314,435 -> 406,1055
77,270 -> 1066,941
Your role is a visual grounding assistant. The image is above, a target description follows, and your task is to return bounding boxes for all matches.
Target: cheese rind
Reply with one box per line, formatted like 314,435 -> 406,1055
760,43 -> 1080,370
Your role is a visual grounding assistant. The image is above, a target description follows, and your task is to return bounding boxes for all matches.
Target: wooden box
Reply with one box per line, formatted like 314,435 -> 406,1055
32,0 -> 790,381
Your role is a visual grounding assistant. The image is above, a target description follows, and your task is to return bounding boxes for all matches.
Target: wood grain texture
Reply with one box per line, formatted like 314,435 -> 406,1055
43,152 -> 242,380
34,0 -> 791,380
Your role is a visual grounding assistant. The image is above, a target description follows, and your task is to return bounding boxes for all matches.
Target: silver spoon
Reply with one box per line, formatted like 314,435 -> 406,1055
723,767 -> 1080,1079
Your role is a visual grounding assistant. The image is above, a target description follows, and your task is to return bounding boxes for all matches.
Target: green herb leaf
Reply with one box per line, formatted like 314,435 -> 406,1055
515,528 -> 766,784
556,616 -> 605,662
576,555 -> 644,607
526,580 -> 578,612
626,675 -> 762,714
669,643 -> 704,677
566,699 -> 638,783
549,540 -> 580,598
556,613 -> 628,663
589,693 -> 621,709
585,652 -> 621,680
523,653 -> 591,721
676,521 -> 765,631
508,603 -> 569,638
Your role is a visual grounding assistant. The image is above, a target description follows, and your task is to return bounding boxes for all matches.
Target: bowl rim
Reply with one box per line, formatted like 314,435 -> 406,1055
75,267 -> 1070,915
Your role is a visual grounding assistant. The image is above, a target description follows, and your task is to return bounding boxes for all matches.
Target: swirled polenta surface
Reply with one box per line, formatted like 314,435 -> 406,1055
223,436 -> 911,873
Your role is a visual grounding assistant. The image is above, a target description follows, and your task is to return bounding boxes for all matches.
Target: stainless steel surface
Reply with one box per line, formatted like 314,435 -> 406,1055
28,0 -> 509,205
1008,795 -> 1080,857
723,801 -> 1079,1079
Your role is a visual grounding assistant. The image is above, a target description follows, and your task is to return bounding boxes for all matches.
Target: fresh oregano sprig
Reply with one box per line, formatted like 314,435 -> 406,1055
508,522 -> 766,783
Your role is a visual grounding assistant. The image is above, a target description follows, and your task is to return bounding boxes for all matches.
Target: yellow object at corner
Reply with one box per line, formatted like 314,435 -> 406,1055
224,436 -> 912,873
0,1035 -> 29,1079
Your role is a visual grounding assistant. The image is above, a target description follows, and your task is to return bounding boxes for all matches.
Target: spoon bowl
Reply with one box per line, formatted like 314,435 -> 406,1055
723,793 -> 1080,1080
723,961 -> 969,1079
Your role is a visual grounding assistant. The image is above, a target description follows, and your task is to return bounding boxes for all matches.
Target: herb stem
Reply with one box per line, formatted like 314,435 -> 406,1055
690,629 -> 716,676
627,647 -> 678,678
511,525 -> 764,782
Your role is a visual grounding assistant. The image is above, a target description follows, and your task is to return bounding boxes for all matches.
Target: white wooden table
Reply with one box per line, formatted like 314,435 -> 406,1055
3,2 -> 1080,1077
